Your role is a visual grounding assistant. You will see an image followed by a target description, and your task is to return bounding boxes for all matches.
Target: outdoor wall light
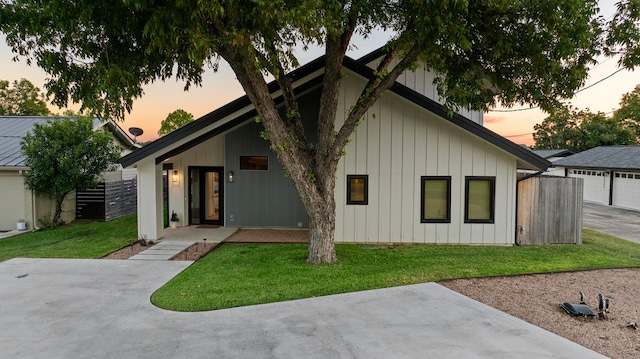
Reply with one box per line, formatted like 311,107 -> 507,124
228,171 -> 234,183
172,170 -> 179,183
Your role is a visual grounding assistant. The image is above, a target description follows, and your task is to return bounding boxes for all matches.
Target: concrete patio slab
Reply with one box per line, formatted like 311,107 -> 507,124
0,258 -> 605,359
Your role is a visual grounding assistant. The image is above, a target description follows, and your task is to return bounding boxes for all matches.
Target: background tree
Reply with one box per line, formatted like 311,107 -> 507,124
0,78 -> 50,116
533,106 -> 579,150
158,109 -> 194,136
21,117 -> 121,225
534,105 -> 637,152
613,84 -> 640,138
1,0 -> 608,263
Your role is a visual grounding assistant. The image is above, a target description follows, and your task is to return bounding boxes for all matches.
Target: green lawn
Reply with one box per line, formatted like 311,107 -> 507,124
0,214 -> 138,262
152,229 -> 640,311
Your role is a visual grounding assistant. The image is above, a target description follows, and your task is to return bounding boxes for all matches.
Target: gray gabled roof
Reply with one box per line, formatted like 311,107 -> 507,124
553,146 -> 640,171
120,49 -> 550,171
531,149 -> 573,159
0,116 -> 131,167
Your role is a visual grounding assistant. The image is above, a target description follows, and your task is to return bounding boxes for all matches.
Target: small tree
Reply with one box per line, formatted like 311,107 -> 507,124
158,109 -> 194,136
21,117 -> 121,225
0,78 -> 50,116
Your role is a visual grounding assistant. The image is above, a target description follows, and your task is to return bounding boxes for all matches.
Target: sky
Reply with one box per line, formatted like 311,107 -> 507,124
1,1 -> 639,145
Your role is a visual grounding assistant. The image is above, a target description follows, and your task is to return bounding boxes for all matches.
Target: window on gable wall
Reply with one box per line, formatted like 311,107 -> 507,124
347,175 -> 368,205
465,177 -> 495,223
421,176 -> 451,223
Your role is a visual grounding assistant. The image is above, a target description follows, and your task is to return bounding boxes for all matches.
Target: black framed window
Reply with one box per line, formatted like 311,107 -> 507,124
240,156 -> 268,170
347,175 -> 368,205
421,176 -> 451,223
464,176 -> 495,223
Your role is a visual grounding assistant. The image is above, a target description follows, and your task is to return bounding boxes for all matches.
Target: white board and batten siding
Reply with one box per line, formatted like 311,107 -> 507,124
334,71 -> 517,245
364,58 -> 484,125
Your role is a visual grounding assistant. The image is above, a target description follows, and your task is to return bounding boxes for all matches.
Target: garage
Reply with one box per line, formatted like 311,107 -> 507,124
612,172 -> 640,211
567,169 -> 609,205
553,146 -> 640,211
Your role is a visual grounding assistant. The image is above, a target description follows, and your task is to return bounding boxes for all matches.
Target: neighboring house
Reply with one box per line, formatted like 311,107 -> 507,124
518,148 -> 574,177
0,116 -> 138,231
120,49 -> 549,245
553,146 -> 640,211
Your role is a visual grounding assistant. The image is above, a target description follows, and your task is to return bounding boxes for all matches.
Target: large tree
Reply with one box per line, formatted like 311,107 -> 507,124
21,117 -> 121,225
158,109 -> 195,136
0,78 -> 50,116
533,105 -> 637,151
2,0 -> 612,263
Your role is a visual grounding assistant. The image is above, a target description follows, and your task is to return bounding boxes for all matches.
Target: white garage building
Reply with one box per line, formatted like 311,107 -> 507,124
553,146 -> 640,211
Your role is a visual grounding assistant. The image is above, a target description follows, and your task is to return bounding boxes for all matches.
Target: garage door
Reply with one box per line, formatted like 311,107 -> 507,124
612,172 -> 640,211
569,169 -> 609,205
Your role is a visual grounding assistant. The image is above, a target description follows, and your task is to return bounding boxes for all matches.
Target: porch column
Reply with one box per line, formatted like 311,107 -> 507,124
136,158 -> 164,240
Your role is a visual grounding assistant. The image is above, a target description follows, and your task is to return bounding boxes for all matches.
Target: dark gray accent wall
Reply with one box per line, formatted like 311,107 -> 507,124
224,87 -> 321,227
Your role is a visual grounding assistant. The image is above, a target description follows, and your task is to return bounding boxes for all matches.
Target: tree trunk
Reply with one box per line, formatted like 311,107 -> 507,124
52,194 -> 65,224
304,169 -> 338,264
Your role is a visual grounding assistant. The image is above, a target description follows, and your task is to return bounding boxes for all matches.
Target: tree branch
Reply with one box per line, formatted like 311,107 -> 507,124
332,44 -> 421,158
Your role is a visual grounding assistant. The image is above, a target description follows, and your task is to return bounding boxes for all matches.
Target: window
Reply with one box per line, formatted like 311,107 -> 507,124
347,175 -> 368,205
421,176 -> 451,223
465,177 -> 495,223
240,156 -> 268,170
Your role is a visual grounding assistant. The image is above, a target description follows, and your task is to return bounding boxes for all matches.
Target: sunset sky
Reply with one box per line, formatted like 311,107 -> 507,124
1,1 -> 639,146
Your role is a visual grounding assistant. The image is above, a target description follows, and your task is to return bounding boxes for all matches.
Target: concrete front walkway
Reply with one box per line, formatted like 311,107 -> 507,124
0,258 -> 604,359
129,226 -> 238,260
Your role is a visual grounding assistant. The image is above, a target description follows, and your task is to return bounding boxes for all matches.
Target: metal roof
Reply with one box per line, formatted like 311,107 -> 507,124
553,146 -> 640,171
0,116 -> 110,167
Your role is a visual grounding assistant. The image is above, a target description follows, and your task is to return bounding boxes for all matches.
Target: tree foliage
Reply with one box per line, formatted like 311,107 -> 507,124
533,105 -> 637,152
1,0 -> 622,263
20,117 -> 121,225
0,78 -> 50,116
613,84 -> 640,136
158,109 -> 194,136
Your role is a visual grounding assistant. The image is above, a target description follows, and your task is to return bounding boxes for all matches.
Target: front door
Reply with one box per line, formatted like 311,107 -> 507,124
189,167 -> 224,225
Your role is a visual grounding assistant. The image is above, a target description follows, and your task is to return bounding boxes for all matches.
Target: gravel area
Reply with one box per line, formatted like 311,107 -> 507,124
441,268 -> 640,359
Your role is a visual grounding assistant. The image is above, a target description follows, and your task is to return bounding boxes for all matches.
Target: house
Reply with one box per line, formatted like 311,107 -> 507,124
119,50 -> 549,245
552,146 -> 640,211
519,148 -> 573,177
0,116 -> 138,231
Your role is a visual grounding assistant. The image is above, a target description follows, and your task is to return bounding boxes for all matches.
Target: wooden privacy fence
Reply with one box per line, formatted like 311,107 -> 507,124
76,178 -> 137,221
517,176 -> 583,245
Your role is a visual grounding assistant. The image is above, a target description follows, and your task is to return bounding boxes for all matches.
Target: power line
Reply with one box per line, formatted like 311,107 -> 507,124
503,132 -> 533,138
492,68 -> 626,113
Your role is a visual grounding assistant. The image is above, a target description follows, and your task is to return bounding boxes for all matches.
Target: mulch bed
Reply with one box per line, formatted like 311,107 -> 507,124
101,229 -> 309,260
169,242 -> 220,261
101,240 -> 157,259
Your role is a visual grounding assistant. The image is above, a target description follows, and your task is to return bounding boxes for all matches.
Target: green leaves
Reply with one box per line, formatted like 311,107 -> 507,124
533,104 -> 638,151
0,78 -> 50,116
20,116 -> 122,223
158,109 -> 194,136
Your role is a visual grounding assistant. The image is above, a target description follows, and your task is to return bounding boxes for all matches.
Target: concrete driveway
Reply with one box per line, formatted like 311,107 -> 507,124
583,202 -> 640,244
0,258 -> 604,358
